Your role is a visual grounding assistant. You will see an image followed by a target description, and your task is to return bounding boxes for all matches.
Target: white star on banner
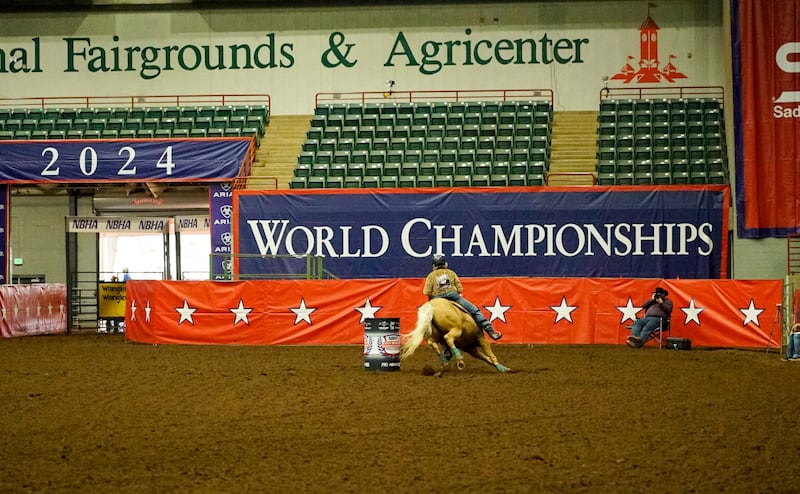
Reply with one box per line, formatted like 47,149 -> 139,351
485,296 -> 511,323
290,298 -> 316,325
175,298 -> 197,325
230,298 -> 253,326
740,299 -> 765,327
681,298 -> 705,325
2,305 -> 6,320
616,297 -> 641,324
355,298 -> 382,323
130,299 -> 137,321
145,300 -> 152,323
551,296 -> 577,324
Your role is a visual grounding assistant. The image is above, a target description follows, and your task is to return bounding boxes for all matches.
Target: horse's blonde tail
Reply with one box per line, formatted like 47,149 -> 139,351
401,302 -> 434,361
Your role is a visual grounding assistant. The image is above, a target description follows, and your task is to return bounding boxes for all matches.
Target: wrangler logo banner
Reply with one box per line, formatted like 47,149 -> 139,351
732,0 -> 800,238
234,186 -> 729,279
123,278 -> 781,349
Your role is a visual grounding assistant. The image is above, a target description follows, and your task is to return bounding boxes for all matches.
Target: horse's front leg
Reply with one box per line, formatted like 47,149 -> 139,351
426,338 -> 452,370
470,338 -> 511,373
443,332 -> 465,370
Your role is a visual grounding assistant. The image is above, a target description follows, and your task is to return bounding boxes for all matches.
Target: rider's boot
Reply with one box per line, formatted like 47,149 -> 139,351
482,322 -> 502,341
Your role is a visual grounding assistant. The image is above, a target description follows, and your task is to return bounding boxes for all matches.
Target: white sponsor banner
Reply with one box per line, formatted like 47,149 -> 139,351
175,215 -> 210,232
66,216 -> 168,233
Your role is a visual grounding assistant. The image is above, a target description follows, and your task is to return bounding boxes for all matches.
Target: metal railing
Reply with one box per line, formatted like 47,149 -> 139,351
211,253 -> 338,280
315,88 -> 554,107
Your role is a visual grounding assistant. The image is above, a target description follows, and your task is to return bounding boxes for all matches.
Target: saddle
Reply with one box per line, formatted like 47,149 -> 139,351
444,299 -> 469,314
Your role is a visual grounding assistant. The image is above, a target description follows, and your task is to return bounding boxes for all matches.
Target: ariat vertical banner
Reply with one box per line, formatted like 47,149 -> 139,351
234,187 -> 729,280
732,0 -> 800,238
210,182 -> 233,280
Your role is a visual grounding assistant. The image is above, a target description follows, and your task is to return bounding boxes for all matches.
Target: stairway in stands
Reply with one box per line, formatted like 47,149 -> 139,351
546,111 -> 599,186
247,115 -> 311,190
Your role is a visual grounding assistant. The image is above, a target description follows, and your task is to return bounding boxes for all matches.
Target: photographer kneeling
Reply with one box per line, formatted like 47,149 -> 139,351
627,286 -> 673,349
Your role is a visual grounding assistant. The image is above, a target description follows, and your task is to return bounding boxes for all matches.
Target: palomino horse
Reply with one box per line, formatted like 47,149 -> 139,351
401,298 -> 511,373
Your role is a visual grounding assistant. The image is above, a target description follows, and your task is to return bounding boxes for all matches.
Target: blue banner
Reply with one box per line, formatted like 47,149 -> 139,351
0,139 -> 252,182
210,182 -> 233,280
234,187 -> 730,279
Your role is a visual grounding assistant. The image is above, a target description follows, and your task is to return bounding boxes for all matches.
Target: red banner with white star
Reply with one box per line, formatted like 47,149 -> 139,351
124,278 -> 782,349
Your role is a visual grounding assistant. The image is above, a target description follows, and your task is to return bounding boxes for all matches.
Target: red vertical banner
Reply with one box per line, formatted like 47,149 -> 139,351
733,0 -> 800,238
0,184 -> 7,284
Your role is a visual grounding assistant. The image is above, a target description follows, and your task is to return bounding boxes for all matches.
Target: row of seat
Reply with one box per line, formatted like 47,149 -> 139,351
0,104 -> 269,123
295,160 -> 546,179
312,110 -> 549,129
0,105 -> 269,144
304,134 -> 549,153
298,147 -> 549,167
599,120 -> 724,139
600,131 -> 724,149
598,98 -> 721,113
315,100 -> 552,118
291,172 -> 547,189
0,115 -> 266,134
306,122 -> 551,143
0,127 -> 257,141
597,169 -> 727,186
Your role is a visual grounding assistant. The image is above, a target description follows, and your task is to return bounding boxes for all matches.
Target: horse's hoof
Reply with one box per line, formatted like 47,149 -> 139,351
495,364 -> 510,373
457,359 -> 466,371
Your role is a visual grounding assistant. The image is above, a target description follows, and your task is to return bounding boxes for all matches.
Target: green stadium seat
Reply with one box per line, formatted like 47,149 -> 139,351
453,174 -> 471,187
310,164 -> 329,178
344,176 -> 362,188
293,163 -> 311,178
307,176 -> 325,189
416,175 -> 435,187
671,171 -> 689,184
471,174 -> 490,186
489,174 -> 509,186
596,172 -> 615,186
526,173 -> 546,186
398,176 -> 416,188
372,137 -> 389,151
615,172 -> 634,185
400,162 -> 420,177
347,162 -> 365,177
290,177 -> 307,189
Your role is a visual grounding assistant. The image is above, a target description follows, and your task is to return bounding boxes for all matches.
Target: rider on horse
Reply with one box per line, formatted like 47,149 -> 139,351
422,254 -> 502,341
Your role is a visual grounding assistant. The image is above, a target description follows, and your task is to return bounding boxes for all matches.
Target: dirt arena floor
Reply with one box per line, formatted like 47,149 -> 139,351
1,333 -> 798,493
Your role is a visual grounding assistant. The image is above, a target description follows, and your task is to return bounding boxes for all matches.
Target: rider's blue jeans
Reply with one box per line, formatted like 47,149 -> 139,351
433,292 -> 489,328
